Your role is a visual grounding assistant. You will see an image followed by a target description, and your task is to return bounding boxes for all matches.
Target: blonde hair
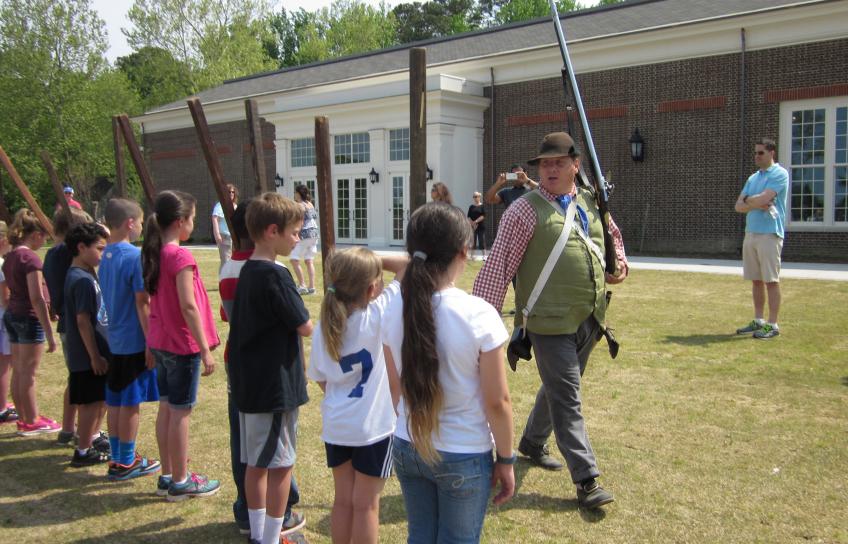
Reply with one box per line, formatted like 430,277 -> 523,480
0,220 -> 7,241
320,247 -> 382,362
9,209 -> 48,246
246,192 -> 304,242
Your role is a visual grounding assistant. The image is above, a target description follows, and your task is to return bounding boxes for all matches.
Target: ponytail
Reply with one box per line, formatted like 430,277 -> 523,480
319,247 -> 381,361
142,190 -> 196,295
8,209 -> 47,246
400,202 -> 471,465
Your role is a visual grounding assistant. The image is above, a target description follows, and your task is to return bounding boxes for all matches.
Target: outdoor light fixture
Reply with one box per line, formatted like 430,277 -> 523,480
629,128 -> 645,162
426,164 -> 434,181
369,167 -> 380,184
274,173 -> 284,188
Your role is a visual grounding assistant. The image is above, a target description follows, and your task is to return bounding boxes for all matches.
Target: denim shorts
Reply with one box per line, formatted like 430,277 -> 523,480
3,313 -> 45,344
152,349 -> 201,410
392,437 -> 494,544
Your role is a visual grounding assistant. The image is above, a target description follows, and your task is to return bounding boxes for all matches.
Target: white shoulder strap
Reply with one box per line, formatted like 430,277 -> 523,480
522,199 -> 576,330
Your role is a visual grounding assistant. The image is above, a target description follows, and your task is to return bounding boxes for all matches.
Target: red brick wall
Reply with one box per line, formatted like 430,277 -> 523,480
142,120 -> 276,241
484,37 -> 848,262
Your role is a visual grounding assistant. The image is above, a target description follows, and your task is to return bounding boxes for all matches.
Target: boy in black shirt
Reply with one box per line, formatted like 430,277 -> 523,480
63,223 -> 111,467
228,193 -> 312,544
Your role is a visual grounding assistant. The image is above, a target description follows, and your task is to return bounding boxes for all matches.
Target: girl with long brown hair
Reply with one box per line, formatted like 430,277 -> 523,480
383,202 -> 515,543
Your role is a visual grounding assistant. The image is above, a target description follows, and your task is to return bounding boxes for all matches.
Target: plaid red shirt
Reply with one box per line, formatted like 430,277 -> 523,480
472,185 -> 628,312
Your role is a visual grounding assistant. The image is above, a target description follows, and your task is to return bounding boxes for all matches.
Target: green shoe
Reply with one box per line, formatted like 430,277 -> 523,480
736,320 -> 764,335
753,324 -> 780,339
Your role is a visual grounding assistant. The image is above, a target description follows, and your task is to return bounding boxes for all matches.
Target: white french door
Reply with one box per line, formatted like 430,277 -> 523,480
335,176 -> 369,243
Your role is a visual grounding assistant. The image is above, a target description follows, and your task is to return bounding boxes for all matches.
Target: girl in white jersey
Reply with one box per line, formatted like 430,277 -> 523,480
383,202 -> 515,543
307,247 -> 407,544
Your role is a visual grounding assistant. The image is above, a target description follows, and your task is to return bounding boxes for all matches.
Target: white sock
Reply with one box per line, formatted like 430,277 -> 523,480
262,514 -> 284,544
76,448 -> 89,456
768,322 -> 779,329
173,477 -> 188,485
249,508 -> 266,541
754,317 -> 765,325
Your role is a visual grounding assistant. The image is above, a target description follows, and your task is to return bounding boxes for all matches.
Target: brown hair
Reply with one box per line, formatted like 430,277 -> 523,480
400,202 -> 471,464
142,190 -> 196,295
9,209 -> 48,246
104,198 -> 143,230
430,182 -> 453,205
52,207 -> 93,239
294,184 -> 313,204
246,192 -> 303,243
320,247 -> 382,361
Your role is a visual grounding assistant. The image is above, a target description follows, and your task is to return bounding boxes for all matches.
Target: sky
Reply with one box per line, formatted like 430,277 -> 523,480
93,0 -> 598,62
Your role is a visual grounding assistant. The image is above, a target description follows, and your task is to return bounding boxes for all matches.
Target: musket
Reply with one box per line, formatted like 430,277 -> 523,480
548,0 -> 618,275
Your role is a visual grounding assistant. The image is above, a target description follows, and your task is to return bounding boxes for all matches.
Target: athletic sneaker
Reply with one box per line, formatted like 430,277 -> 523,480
297,286 -> 309,295
281,510 -> 306,536
70,448 -> 111,467
753,324 -> 780,339
736,320 -> 765,335
156,475 -> 172,496
576,478 -> 614,509
57,430 -> 77,446
166,472 -> 220,502
249,535 -> 307,544
109,453 -> 161,481
306,288 -> 315,295
17,416 -> 61,436
0,407 -> 18,423
92,432 -> 111,455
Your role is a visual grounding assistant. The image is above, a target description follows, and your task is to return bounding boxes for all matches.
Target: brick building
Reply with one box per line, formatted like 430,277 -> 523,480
135,0 -> 848,261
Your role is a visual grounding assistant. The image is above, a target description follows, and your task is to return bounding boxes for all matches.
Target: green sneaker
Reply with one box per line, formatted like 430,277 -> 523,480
753,324 -> 780,339
736,320 -> 764,335
166,472 -> 220,502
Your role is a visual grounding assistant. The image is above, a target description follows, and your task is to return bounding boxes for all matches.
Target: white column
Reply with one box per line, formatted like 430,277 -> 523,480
369,128 -> 387,246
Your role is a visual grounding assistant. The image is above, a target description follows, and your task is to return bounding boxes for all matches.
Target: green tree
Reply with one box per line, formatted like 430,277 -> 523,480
117,47 -> 194,112
123,0 -> 277,91
0,0 -> 140,210
480,0 -> 585,25
392,0 -> 483,44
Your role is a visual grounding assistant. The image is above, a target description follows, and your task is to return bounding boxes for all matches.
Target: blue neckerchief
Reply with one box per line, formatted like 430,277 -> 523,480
555,194 -> 589,234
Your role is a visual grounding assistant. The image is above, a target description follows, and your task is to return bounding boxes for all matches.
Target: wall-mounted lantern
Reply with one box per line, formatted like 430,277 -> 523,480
629,128 -> 645,162
369,167 -> 380,184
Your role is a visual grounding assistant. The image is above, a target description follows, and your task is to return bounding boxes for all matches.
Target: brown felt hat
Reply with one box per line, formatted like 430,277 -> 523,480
527,132 -> 580,165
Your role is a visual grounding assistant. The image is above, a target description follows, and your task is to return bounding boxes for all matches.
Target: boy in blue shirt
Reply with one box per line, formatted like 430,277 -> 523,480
100,199 -> 161,480
64,223 -> 111,466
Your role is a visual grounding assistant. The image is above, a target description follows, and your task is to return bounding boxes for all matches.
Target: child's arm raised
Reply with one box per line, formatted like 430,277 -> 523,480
76,311 -> 108,375
27,270 -> 55,353
381,254 -> 410,283
176,267 -> 215,376
479,345 -> 515,506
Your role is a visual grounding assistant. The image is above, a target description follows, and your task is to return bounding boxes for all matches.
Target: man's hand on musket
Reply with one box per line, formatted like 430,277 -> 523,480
605,262 -> 628,285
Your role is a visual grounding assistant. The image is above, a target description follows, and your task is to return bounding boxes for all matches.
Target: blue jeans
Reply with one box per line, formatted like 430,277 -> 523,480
228,381 -> 299,527
392,437 -> 493,544
152,349 -> 200,409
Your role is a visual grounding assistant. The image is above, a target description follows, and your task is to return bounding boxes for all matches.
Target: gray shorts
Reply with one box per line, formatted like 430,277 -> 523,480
239,408 -> 298,469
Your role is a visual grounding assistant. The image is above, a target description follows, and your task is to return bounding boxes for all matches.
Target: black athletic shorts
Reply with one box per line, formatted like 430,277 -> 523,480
69,370 -> 107,405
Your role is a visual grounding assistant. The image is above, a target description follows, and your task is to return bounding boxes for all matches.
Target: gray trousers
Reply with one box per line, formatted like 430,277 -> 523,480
523,316 -> 602,484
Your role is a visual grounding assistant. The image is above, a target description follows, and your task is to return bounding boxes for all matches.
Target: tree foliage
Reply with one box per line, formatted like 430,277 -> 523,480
391,0 -> 483,44
117,47 -> 194,112
0,0 -> 140,211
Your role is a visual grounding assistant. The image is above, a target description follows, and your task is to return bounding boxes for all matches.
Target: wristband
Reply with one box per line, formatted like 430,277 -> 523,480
496,451 -> 518,465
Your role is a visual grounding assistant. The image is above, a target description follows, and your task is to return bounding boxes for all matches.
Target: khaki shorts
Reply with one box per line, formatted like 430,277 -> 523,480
742,232 -> 783,283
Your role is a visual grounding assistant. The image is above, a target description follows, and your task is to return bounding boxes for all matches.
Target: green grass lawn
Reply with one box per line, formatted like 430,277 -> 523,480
1,249 -> 846,543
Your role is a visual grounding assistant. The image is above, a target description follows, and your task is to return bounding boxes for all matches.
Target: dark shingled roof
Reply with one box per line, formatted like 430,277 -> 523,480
146,0 -> 818,114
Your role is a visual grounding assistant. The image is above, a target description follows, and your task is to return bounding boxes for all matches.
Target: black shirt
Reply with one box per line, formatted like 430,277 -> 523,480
63,266 -> 110,373
497,186 -> 531,208
467,204 -> 485,230
227,260 -> 310,413
43,243 -> 72,333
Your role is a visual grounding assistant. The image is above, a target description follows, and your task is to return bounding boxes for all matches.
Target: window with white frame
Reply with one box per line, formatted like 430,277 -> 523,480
389,128 -> 410,161
291,137 -> 315,168
781,97 -> 848,227
334,133 -> 370,164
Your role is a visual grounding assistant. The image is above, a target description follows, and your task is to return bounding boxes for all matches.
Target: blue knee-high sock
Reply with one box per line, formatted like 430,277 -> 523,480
119,440 -> 136,465
109,436 -> 120,458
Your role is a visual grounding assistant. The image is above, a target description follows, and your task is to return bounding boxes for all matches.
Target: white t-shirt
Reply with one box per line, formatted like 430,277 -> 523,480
382,287 -> 509,454
307,280 -> 400,446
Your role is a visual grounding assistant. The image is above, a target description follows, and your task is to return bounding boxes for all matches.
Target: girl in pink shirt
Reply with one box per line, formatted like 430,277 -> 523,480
142,191 -> 221,501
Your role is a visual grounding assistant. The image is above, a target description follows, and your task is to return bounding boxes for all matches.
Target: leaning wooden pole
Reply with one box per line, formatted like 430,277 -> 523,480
116,115 -> 156,207
112,116 -> 127,198
187,98 -> 240,251
0,145 -> 55,238
245,99 -> 269,195
40,150 -> 71,219
409,47 -> 428,212
315,116 -> 335,291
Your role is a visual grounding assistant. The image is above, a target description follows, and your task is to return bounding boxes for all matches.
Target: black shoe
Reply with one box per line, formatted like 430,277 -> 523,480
70,448 -> 111,467
518,437 -> 564,471
576,478 -> 614,509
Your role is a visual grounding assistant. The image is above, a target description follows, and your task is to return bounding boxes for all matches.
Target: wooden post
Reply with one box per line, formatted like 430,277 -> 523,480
187,98 -> 240,251
40,150 -> 71,219
116,115 -> 156,207
112,116 -> 127,198
0,170 -> 12,224
409,47 -> 428,212
245,99 -> 269,195
315,116 -> 335,290
0,145 -> 55,238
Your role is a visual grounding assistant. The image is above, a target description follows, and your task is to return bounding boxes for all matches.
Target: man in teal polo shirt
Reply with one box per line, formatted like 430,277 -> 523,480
734,138 -> 789,339
474,132 -> 629,510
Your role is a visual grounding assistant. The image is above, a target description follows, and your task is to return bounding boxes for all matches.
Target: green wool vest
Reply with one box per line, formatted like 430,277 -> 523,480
514,188 -> 607,335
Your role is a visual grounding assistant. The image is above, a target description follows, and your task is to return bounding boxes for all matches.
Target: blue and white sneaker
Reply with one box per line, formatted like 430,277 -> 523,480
109,453 -> 161,481
156,475 -> 172,496
166,472 -> 220,502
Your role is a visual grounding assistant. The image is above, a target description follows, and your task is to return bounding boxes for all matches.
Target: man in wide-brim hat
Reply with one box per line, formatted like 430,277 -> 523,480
473,131 -> 628,509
